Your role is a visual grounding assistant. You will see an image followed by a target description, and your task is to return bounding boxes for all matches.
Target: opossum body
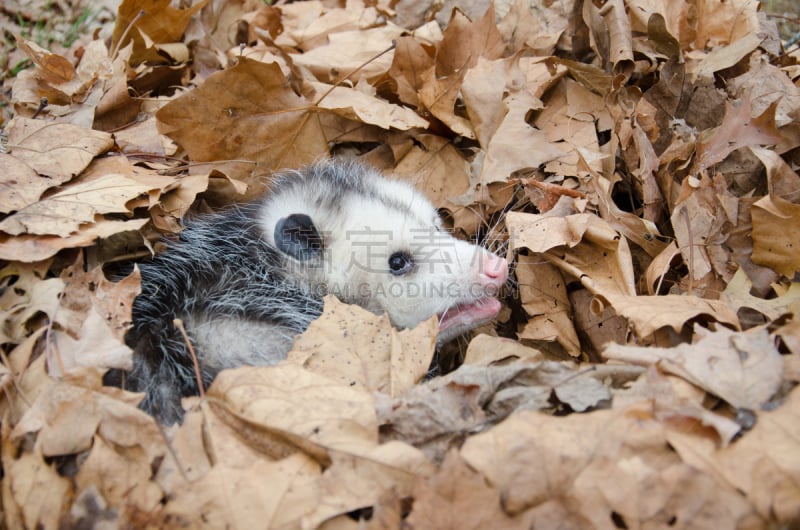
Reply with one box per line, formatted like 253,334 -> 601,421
125,160 -> 509,423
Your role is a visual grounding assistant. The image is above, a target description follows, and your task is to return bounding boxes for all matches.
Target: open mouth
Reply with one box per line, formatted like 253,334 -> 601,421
437,296 -> 502,342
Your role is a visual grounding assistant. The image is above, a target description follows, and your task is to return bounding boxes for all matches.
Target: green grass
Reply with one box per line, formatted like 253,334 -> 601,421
15,4 -> 97,50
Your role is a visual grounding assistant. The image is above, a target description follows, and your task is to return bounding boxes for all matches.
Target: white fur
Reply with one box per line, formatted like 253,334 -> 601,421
259,163 -> 502,334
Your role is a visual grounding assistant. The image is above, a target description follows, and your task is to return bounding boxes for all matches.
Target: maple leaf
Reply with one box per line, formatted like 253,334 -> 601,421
156,57 -> 328,171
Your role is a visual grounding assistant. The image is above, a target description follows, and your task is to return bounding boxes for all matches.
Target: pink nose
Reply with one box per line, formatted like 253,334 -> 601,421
480,253 -> 509,287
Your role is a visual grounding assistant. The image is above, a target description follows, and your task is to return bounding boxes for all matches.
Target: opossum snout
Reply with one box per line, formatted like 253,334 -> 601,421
478,253 -> 509,287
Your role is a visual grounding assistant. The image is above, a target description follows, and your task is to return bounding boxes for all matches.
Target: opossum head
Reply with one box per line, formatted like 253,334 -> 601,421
260,160 -> 508,343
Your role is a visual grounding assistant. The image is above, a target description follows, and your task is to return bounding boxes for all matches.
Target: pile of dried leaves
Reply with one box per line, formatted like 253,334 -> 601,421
1,0 -> 799,528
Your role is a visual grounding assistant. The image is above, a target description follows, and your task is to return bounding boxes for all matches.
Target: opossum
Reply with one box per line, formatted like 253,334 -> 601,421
124,159 -> 509,423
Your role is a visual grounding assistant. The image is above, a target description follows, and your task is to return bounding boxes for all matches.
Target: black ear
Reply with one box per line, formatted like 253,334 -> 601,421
274,213 -> 324,261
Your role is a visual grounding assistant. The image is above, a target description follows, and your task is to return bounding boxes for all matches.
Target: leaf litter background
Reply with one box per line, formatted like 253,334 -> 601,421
1,0 -> 800,528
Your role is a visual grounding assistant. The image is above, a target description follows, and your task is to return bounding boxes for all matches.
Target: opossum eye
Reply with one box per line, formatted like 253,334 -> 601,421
274,213 -> 323,261
388,251 -> 414,275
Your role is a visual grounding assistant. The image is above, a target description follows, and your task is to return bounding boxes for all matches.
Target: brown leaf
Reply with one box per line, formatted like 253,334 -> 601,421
586,157 -> 666,258
548,57 -> 613,96
460,405 -> 756,526
207,363 -> 378,458
463,334 -> 546,366
290,25 -> 403,82
288,296 -> 437,397
406,451 -> 533,530
10,377 -> 162,459
604,326 -> 782,410
603,293 -> 739,337
162,454 -> 320,528
436,7 -> 504,76
378,359 -> 609,463
0,154 -> 43,214
690,34 -> 762,81
0,263 -> 69,345
387,134 -> 471,212
112,0 -> 208,65
5,118 -> 114,183
533,79 -> 608,178
670,173 -> 738,281
461,57 -> 513,148
507,211 -> 637,298
0,332 -> 52,423
311,81 -> 429,131
585,0 -> 634,77
612,368 -> 741,446
0,172 -> 156,237
691,0 -> 760,49
387,36 -> 434,109
497,0 -> 564,56
0,218 -> 148,263
691,95 -> 784,176
53,245 -> 138,346
515,256 -> 581,358
750,194 -> 800,277
156,57 -> 328,170
305,441 -> 433,527
15,35 -> 74,84
279,3 -> 382,51
48,310 -> 133,375
569,287 -> 630,357
729,57 -> 800,139
74,435 -> 163,513
721,268 -> 800,322
668,386 -> 800,524
414,7 -> 505,139
750,146 -> 800,202
507,211 -> 739,337
418,67 -> 474,139
1,441 -> 73,530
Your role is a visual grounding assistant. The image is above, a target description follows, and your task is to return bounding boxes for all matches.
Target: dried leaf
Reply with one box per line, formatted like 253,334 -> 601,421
478,91 -> 563,183
288,296 -> 436,397
207,363 -> 378,458
0,173 -> 155,237
604,326 -> 782,409
112,0 -> 208,65
515,257 -> 581,358
16,35 -> 74,83
460,405 -> 756,525
156,57 -> 328,170
0,218 -> 148,262
406,451 -> 533,530
668,387 -> 800,524
691,96 -> 783,175
312,82 -> 429,131
291,25 -> 403,82
721,269 -> 800,321
1,442 -> 72,530
690,34 -> 762,81
387,36 -> 434,109
507,211 -> 637,298
162,455 -> 320,528
751,194 -> 800,276
5,118 -> 114,183
305,441 -> 433,527
378,359 -> 609,462
0,154 -> 56,214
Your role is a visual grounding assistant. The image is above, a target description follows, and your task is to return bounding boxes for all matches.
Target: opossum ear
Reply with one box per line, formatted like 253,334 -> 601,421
274,213 -> 324,261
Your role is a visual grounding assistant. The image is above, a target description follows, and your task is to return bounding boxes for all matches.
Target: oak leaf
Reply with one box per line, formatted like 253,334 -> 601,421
604,326 -> 782,409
